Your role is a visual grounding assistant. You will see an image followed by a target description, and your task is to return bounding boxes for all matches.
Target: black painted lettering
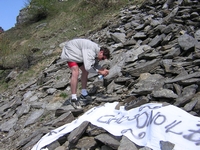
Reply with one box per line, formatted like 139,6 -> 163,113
165,120 -> 182,135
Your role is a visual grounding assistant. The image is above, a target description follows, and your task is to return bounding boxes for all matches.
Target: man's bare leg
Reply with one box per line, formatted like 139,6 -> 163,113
79,65 -> 88,90
68,65 -> 82,109
79,65 -> 93,103
70,66 -> 79,95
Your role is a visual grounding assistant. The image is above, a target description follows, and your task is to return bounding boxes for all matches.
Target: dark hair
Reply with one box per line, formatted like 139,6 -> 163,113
100,46 -> 110,59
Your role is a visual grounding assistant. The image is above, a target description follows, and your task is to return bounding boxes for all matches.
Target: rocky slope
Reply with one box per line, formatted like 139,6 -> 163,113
1,0 -> 200,150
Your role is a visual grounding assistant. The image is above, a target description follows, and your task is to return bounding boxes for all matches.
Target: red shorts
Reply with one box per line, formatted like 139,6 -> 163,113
67,62 -> 83,68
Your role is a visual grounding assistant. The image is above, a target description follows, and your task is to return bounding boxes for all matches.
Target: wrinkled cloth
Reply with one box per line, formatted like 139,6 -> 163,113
32,102 -> 200,150
61,38 -> 101,73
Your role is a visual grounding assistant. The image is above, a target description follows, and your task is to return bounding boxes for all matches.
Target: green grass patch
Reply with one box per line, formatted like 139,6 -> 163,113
59,92 -> 68,99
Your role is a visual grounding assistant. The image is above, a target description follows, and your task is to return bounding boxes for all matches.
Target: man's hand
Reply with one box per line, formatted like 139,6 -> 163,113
99,69 -> 109,76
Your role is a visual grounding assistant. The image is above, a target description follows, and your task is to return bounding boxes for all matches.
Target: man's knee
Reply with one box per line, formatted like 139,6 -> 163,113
71,67 -> 79,76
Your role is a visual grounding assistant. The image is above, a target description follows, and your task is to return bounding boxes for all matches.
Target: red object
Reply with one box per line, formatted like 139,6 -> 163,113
67,62 -> 78,68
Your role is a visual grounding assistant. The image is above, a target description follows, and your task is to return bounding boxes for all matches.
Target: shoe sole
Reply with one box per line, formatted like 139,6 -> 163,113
71,100 -> 82,109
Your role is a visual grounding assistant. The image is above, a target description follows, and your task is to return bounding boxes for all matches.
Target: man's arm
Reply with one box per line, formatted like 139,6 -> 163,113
92,65 -> 109,76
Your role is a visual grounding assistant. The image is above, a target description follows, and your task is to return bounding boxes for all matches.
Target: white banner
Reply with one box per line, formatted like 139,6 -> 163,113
32,102 -> 200,150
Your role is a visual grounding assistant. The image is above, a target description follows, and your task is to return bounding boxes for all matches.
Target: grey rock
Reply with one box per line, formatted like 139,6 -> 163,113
95,133 -> 120,149
47,111 -> 75,127
47,140 -> 61,150
151,88 -> 178,99
183,99 -> 198,112
118,136 -> 138,150
160,140 -> 175,150
24,109 -> 44,127
133,32 -> 147,39
195,29 -> 200,41
19,79 -> 37,91
165,72 -> 200,84
101,145 -> 113,150
55,146 -> 66,150
125,45 -> 146,63
86,124 -> 107,136
123,59 -> 161,77
174,84 -> 198,106
148,34 -> 165,48
110,32 -> 126,43
23,91 -> 34,100
5,70 -> 19,82
0,102 -> 11,114
139,147 -> 152,150
193,92 -> 200,110
130,73 -> 164,95
16,103 -> 31,117
0,117 -> 18,132
47,88 -> 57,94
68,121 -> 90,144
76,136 -> 97,149
163,6 -> 179,23
45,101 -> 63,111
31,101 -> 47,109
178,34 -> 198,51
95,95 -> 120,103
29,95 -> 39,102
16,128 -> 49,150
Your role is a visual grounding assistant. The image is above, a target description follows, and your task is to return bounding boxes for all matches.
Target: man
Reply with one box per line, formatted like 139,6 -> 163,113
61,38 -> 110,109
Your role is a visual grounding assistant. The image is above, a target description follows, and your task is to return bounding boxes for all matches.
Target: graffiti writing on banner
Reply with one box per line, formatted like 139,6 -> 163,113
183,121 -> 200,146
33,103 -> 200,150
97,104 -> 200,146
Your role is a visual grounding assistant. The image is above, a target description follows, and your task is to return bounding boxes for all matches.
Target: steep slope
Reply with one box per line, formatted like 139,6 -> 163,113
0,0 -> 200,150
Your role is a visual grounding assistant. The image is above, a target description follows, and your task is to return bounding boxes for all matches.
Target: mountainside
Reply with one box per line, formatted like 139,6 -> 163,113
0,0 -> 131,89
0,0 -> 200,150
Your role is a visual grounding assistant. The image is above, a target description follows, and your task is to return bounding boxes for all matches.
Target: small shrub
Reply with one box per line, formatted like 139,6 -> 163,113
59,92 -> 68,99
25,0 -> 57,23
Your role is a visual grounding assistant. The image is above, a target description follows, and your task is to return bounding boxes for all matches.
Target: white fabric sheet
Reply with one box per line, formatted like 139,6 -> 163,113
32,102 -> 200,150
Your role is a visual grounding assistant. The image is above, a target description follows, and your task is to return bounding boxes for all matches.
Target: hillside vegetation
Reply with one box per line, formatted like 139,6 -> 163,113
0,0 -> 144,92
